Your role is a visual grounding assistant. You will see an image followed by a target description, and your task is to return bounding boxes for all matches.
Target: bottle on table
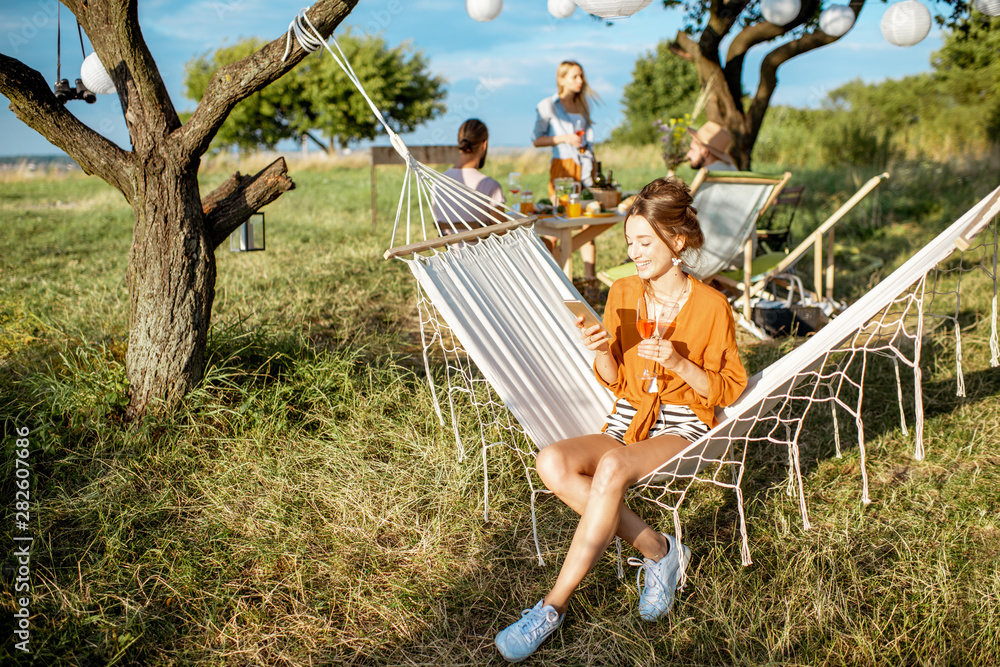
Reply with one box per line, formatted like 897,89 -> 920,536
592,161 -> 606,189
609,170 -> 622,205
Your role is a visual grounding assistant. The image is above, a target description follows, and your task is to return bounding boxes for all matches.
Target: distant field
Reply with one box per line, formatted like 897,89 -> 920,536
1,153 -> 998,665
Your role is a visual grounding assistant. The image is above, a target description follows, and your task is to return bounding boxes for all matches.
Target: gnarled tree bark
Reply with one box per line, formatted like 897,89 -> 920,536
0,0 -> 359,418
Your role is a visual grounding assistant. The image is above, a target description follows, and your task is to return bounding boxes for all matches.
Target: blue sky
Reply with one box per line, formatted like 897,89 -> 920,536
1,0 -> 948,156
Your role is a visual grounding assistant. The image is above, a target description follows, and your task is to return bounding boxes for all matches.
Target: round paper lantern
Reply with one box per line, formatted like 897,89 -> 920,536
548,0 -> 577,19
80,52 -> 116,95
880,0 -> 931,47
573,0 -> 653,19
974,0 -> 1000,16
819,5 -> 855,37
466,0 -> 502,22
760,0 -> 801,26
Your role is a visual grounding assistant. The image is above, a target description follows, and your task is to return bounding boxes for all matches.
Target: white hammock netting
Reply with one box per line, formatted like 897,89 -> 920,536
402,191 -> 998,571
283,13 -> 1000,570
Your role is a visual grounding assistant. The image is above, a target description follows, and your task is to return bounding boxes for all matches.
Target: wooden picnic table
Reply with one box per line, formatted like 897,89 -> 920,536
533,212 -> 625,279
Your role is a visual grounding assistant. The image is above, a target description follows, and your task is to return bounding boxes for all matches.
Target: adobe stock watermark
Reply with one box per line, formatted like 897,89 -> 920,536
6,0 -> 59,55
430,76 -> 506,144
209,0 -> 249,22
359,0 -> 405,37
11,425 -> 33,655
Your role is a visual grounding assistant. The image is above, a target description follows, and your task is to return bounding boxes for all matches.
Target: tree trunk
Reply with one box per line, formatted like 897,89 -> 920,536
1,0 -> 358,420
126,154 -> 215,418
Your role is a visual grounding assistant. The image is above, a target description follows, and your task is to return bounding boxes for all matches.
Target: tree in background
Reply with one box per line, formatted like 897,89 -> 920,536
185,32 -> 446,154
932,13 -> 1000,143
0,0 -> 359,418
611,41 -> 700,145
654,0 -> 971,169
814,12 -> 999,164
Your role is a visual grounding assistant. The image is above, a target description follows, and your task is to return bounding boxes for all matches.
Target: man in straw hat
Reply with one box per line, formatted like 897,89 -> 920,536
685,121 -> 737,171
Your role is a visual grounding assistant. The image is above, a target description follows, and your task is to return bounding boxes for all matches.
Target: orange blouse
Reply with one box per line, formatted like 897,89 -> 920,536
596,275 -> 748,443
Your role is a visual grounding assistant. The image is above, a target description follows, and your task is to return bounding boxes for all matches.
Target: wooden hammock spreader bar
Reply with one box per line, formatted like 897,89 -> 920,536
383,216 -> 538,260
954,187 -> 1000,252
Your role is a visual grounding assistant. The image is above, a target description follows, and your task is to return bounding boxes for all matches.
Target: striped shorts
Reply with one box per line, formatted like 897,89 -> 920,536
603,399 -> 710,445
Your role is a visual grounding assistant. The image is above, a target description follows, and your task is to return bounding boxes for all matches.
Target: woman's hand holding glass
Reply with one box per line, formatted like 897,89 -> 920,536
560,133 -> 583,149
637,336 -> 680,373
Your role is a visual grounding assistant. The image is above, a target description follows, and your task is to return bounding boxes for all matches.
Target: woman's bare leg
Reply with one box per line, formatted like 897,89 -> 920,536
538,434 -> 692,613
536,435 -> 664,558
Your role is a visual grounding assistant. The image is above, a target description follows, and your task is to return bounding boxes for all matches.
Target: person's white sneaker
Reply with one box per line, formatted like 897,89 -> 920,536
628,533 -> 691,621
494,599 -> 564,662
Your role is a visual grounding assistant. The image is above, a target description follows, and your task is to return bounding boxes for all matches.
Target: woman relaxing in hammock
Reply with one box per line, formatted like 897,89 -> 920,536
495,177 -> 748,662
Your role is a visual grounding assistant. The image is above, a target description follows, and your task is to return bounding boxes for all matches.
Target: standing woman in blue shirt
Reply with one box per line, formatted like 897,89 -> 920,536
532,60 -> 601,278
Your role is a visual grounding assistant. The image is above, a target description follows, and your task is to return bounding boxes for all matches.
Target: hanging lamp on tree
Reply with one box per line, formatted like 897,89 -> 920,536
80,53 -> 117,95
760,0 -> 802,26
548,0 -> 577,19
466,0 -> 503,21
818,5 -> 856,36
974,0 -> 1000,16
881,0 -> 932,46
573,0 -> 652,19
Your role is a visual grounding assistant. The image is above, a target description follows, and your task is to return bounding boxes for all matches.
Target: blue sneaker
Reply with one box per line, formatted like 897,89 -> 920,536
628,533 -> 691,621
495,599 -> 564,663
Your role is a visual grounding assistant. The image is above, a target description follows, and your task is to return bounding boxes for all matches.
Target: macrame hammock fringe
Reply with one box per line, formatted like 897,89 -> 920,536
284,12 -> 1000,575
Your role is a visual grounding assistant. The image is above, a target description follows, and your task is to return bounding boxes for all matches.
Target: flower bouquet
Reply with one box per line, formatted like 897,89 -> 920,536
656,114 -> 692,178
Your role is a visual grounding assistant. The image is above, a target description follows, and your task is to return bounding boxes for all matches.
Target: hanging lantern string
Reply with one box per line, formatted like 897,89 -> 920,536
281,8 -> 410,164
56,1 -> 61,81
76,20 -> 87,60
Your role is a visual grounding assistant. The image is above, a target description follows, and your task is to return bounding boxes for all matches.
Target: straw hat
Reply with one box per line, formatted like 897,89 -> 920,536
686,121 -> 734,165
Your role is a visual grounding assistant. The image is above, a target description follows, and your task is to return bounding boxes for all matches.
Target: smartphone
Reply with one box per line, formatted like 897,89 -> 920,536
563,300 -> 606,333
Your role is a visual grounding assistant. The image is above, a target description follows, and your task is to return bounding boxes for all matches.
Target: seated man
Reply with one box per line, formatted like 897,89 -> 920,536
432,118 -> 506,235
685,122 -> 737,172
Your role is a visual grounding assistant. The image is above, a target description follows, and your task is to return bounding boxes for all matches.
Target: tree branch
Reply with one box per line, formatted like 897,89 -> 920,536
748,0 -> 867,132
202,158 -> 295,249
706,0 -> 753,47
178,0 -> 360,161
0,54 -> 134,200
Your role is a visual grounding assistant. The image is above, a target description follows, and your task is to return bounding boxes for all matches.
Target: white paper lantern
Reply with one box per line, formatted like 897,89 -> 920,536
974,0 -> 1000,17
819,5 -> 855,37
548,0 -> 577,19
574,0 -> 653,19
80,52 -> 116,95
466,0 -> 502,22
880,0 -> 931,47
760,0 -> 801,26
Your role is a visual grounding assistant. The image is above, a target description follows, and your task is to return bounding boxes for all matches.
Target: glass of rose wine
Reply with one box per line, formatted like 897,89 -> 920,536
574,118 -> 587,154
508,172 -> 522,197
636,295 -> 660,381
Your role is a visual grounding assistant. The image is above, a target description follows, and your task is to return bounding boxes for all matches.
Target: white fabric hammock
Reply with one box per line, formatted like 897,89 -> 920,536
284,11 -> 1000,569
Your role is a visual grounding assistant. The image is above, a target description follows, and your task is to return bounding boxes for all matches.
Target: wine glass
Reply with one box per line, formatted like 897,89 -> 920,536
636,295 -> 660,381
508,172 -> 522,196
574,118 -> 587,155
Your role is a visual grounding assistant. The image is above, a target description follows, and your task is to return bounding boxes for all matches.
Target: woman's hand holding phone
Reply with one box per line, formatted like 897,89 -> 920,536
564,300 -> 610,354
576,318 -> 611,354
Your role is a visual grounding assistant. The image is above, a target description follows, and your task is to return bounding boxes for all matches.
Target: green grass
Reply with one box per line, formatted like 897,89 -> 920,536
1,153 -> 999,665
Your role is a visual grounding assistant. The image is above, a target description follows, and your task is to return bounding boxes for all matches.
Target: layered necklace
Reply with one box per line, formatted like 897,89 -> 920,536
646,274 -> 690,323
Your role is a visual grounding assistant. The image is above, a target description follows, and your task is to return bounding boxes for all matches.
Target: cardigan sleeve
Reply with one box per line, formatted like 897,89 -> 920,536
690,301 -> 747,411
594,281 -> 628,396
532,99 -> 553,142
